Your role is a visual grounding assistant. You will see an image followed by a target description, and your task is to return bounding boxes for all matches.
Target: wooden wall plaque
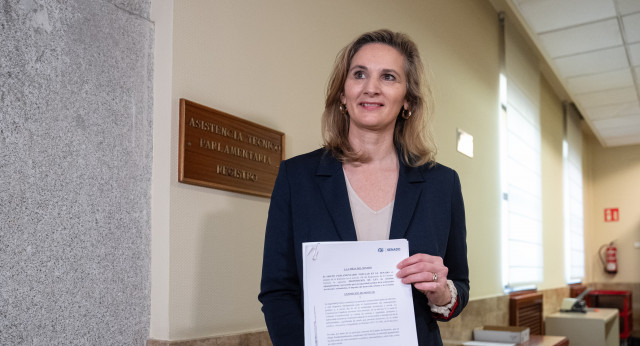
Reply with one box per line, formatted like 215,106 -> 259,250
178,99 -> 285,198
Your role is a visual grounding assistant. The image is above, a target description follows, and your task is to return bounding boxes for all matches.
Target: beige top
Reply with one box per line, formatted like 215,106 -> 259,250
344,170 -> 458,316
344,171 -> 394,241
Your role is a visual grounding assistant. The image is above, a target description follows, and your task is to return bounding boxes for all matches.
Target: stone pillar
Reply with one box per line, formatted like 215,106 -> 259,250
0,0 -> 153,344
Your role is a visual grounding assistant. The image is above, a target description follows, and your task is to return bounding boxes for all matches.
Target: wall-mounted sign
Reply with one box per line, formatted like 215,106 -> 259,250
456,128 -> 474,158
178,99 -> 285,198
604,208 -> 619,222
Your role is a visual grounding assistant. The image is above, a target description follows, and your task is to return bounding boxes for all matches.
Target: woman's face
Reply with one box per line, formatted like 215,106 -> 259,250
341,43 -> 409,135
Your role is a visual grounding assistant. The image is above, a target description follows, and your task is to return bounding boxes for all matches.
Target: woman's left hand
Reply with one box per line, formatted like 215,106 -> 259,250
396,253 -> 451,306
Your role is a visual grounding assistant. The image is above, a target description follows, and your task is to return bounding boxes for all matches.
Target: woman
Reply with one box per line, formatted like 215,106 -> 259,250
259,29 -> 469,345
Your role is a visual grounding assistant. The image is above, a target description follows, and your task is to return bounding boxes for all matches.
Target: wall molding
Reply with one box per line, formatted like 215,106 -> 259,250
147,330 -> 272,346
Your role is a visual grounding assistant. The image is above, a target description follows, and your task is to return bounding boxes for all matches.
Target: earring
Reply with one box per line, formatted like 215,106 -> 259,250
340,104 -> 348,116
402,108 -> 412,119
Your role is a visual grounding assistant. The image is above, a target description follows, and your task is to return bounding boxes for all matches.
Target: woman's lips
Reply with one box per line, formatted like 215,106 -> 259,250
360,102 -> 384,110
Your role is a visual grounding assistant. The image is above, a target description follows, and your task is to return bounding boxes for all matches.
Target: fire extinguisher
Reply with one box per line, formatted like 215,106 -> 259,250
599,242 -> 618,274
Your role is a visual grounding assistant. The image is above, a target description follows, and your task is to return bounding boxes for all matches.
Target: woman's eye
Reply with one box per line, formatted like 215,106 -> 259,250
354,71 -> 365,79
382,74 -> 396,81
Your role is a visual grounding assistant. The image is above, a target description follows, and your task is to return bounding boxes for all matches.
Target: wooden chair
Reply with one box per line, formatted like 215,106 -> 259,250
509,291 -> 544,335
569,282 -> 587,298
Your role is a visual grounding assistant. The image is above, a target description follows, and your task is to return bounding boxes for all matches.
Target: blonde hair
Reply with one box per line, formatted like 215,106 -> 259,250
321,29 -> 436,167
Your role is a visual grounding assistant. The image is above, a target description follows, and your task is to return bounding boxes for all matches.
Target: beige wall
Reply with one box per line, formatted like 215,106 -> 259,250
149,0 -> 632,342
151,0 -> 173,340
539,77 -> 566,289
584,134 -> 640,284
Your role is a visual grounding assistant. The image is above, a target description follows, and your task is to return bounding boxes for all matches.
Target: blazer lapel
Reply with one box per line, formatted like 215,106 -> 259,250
315,151 -> 358,241
389,161 -> 424,239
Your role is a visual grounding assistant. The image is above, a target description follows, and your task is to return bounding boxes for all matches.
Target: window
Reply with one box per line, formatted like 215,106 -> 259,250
500,77 -> 543,289
499,16 -> 544,290
564,104 -> 584,283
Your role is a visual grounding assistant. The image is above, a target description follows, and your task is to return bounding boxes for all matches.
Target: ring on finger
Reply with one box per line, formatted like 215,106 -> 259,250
432,273 -> 438,282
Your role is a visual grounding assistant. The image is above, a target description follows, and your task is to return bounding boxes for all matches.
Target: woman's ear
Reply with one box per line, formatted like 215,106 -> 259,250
340,93 -> 346,105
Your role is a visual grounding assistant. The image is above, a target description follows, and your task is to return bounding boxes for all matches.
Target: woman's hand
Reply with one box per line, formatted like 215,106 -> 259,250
396,253 -> 451,306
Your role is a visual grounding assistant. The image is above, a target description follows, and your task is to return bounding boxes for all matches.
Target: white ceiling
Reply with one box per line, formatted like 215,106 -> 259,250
507,0 -> 640,147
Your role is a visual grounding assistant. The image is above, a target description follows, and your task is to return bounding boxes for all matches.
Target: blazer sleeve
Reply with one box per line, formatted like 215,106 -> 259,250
439,170 -> 470,321
258,160 -> 305,345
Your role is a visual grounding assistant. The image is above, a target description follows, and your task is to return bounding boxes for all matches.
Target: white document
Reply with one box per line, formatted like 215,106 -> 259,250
303,239 -> 418,346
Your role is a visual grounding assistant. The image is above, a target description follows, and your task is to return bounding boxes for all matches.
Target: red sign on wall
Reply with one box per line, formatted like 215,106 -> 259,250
604,208 -> 619,222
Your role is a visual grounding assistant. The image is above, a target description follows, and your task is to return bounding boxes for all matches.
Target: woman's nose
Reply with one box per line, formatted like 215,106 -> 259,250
363,78 -> 381,95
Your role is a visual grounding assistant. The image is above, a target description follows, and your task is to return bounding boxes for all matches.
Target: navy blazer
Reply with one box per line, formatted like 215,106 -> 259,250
259,148 -> 469,346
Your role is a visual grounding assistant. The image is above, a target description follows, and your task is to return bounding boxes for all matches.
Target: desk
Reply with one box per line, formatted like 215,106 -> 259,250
527,335 -> 569,346
545,308 -> 619,346
446,335 -> 568,346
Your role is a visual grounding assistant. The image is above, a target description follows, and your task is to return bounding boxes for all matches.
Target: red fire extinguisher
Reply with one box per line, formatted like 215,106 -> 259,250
599,242 -> 618,274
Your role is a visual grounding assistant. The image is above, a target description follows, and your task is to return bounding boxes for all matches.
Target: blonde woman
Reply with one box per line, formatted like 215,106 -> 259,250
259,29 -> 469,345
